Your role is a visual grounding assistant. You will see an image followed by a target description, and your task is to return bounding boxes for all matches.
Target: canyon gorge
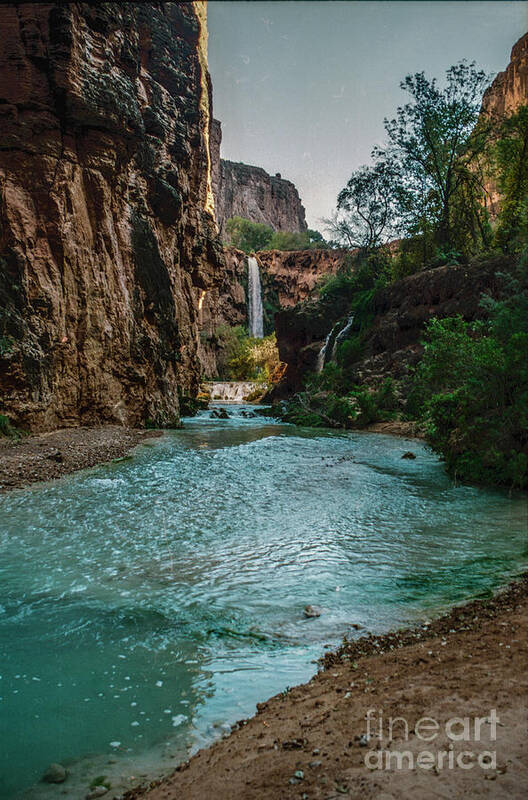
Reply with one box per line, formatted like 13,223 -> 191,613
0,6 -> 527,800
0,6 -> 526,428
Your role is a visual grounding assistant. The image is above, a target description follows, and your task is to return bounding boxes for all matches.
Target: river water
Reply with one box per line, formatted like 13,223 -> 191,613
1,407 -> 526,798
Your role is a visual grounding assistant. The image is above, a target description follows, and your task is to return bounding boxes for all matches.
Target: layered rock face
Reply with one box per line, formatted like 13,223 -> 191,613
0,2 -> 222,431
482,32 -> 528,118
257,249 -> 348,308
211,119 -> 307,237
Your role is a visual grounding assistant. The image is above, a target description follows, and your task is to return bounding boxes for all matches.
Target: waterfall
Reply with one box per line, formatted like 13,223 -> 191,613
203,381 -> 261,402
247,256 -> 264,338
331,313 -> 355,361
316,328 -> 334,372
316,314 -> 355,372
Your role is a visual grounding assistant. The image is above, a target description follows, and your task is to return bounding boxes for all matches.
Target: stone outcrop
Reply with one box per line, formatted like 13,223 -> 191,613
198,246 -> 247,378
482,32 -> 528,118
481,32 -> 528,217
257,248 -> 348,308
211,119 -> 307,237
0,2 -> 223,431
275,257 -> 506,396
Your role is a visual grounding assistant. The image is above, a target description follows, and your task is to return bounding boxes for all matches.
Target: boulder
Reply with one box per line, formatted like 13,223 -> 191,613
42,763 -> 67,783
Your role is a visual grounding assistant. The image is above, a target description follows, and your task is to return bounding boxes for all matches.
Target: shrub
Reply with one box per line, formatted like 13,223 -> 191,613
0,414 -> 21,438
225,217 -> 273,253
412,283 -> 528,489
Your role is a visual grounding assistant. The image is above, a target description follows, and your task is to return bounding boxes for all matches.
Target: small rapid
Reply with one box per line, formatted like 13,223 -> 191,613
0,408 -> 526,798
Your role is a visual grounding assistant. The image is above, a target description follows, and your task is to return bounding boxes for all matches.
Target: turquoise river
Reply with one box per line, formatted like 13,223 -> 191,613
0,407 -> 526,798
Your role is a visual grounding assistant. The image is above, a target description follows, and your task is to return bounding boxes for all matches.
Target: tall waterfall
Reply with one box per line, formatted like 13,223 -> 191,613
247,256 -> 264,338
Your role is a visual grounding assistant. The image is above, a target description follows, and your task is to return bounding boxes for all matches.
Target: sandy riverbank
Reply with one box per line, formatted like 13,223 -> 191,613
0,426 -> 162,491
127,576 -> 528,800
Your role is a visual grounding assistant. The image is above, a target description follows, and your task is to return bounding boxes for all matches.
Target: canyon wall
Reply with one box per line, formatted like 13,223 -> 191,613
257,249 -> 348,308
482,31 -> 528,217
0,2 -> 223,431
482,32 -> 528,118
211,119 -> 307,237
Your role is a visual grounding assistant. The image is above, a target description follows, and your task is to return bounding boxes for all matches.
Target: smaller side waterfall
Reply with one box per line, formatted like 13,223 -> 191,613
316,314 -> 356,372
331,314 -> 355,361
316,328 -> 334,372
247,256 -> 264,338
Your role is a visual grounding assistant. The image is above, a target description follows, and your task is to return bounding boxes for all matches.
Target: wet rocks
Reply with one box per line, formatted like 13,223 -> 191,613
401,451 -> 416,459
41,763 -> 67,783
304,604 -> 322,618
210,408 -> 229,419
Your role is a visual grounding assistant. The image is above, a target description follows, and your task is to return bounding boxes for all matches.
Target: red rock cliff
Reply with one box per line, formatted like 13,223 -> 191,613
0,2 -> 223,431
481,32 -> 528,217
211,119 -> 307,238
482,32 -> 528,118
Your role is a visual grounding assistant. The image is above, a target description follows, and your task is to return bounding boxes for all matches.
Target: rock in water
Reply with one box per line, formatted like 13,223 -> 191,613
86,787 -> 109,799
304,605 -> 322,618
42,763 -> 67,783
210,408 -> 229,419
401,451 -> 416,459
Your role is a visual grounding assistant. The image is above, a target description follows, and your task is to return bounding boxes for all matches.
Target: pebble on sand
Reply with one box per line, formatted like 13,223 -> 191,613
42,763 -> 67,784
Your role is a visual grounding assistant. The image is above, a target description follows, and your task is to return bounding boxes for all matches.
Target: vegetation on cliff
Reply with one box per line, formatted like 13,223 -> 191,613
225,216 -> 328,253
278,58 -> 528,489
212,325 -> 283,384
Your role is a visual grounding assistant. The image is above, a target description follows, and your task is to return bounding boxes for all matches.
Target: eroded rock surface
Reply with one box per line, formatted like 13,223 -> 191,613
0,2 -> 223,431
275,258 -> 505,395
482,32 -> 528,217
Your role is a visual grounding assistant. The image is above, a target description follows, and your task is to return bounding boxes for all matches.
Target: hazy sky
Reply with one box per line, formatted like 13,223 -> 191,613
207,1 -> 527,229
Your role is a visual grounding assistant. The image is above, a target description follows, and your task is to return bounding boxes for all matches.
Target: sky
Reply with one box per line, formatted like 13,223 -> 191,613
207,0 -> 528,229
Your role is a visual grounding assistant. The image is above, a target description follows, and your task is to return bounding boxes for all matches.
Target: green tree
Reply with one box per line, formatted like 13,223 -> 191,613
494,105 -> 528,253
411,266 -> 528,490
225,217 -> 273,253
307,229 -> 329,248
376,61 -> 492,258
266,230 -> 310,250
325,161 -> 398,251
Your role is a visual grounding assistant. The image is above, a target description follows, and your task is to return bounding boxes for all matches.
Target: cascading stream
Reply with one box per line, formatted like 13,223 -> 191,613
316,328 -> 334,372
247,256 -> 264,338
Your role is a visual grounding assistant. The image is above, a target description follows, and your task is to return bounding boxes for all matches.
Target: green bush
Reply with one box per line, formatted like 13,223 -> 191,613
280,378 -> 398,429
0,414 -> 21,439
225,217 -> 273,253
411,276 -> 528,489
224,218 -> 329,254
